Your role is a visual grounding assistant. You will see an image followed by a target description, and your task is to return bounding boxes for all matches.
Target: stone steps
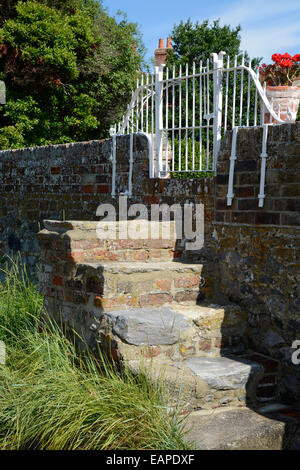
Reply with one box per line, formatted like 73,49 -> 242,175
91,304 -> 281,411
90,304 -> 262,410
38,219 -> 283,416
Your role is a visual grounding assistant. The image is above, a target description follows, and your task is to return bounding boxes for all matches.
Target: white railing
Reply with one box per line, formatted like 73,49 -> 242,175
111,52 -> 289,179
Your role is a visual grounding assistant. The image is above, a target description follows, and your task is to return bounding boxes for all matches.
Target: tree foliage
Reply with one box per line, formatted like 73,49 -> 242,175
166,19 -> 243,67
0,0 -> 144,149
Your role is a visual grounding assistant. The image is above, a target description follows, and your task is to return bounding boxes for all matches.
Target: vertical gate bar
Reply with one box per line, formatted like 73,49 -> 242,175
165,66 -> 169,172
239,51 -> 245,126
246,57 -> 251,126
212,52 -> 225,173
155,64 -> 164,177
254,65 -> 259,126
151,73 -> 154,178
140,74 -> 144,131
206,58 -> 210,170
135,78 -> 139,132
179,64 -> 182,171
224,55 -> 229,134
232,55 -> 237,128
192,62 -> 195,171
151,73 -> 154,136
172,65 -> 175,172
185,63 -> 189,171
199,61 -> 203,170
146,74 -> 149,134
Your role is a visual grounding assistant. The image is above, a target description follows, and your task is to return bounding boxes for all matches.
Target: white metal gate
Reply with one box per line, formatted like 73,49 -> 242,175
111,51 -> 289,179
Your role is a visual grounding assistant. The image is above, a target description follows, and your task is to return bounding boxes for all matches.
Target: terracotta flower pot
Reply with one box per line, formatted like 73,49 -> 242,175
264,86 -> 300,123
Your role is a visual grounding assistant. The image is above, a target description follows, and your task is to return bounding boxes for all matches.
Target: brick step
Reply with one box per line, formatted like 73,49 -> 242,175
40,219 -> 184,263
41,261 -> 205,310
70,247 -> 184,263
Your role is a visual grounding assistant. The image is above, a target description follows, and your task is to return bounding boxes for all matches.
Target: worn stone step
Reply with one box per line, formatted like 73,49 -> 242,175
43,219 -> 179,237
184,356 -> 263,399
78,303 -> 248,368
98,304 -> 247,356
128,355 -> 264,411
183,407 -> 298,450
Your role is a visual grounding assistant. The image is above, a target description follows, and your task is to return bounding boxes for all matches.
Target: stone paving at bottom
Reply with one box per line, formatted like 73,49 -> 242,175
183,406 -> 299,450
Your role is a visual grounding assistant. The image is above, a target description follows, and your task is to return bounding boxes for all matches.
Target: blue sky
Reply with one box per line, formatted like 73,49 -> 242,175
105,0 -> 300,64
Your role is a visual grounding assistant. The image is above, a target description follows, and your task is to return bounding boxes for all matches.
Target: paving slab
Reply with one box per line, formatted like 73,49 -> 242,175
184,407 -> 298,450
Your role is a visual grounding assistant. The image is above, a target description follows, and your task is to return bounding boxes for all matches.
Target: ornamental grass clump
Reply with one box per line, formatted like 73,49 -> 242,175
0,259 -> 190,450
259,53 -> 300,86
0,256 -> 43,346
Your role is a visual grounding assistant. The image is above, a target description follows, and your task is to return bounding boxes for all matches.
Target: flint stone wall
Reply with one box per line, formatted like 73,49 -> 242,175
209,123 -> 300,402
0,135 -> 214,278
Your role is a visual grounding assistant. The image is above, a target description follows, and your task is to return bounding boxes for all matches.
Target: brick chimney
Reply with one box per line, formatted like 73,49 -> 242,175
154,37 -> 172,66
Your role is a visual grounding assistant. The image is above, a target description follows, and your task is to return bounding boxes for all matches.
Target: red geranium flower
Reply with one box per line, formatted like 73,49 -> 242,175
261,52 -> 300,85
282,52 -> 293,60
279,58 -> 293,67
272,53 -> 282,63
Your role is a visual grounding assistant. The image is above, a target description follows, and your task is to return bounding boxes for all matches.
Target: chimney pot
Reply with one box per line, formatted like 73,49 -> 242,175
158,38 -> 164,49
155,37 -> 172,66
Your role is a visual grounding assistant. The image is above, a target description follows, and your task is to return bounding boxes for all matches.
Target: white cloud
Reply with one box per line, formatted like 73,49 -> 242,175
216,0 -> 300,61
241,22 -> 300,60
219,0 -> 300,27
